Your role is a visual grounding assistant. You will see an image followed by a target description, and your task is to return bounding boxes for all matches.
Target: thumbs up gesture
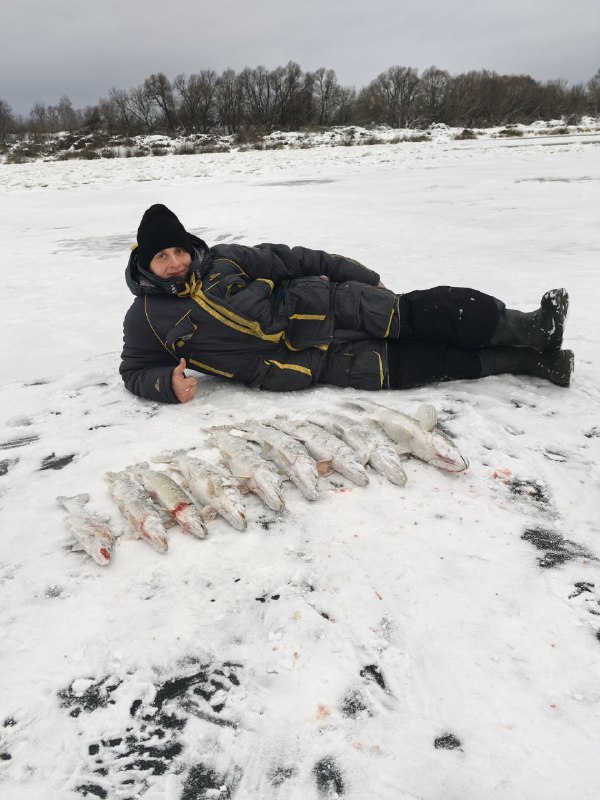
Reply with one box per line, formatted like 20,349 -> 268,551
171,358 -> 197,403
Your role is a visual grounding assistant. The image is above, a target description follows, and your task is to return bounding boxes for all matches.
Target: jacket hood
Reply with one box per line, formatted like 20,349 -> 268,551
125,234 -> 208,297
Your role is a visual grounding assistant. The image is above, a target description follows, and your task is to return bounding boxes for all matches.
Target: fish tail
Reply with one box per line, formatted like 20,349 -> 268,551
56,493 -> 90,510
127,461 -> 150,473
152,448 -> 186,464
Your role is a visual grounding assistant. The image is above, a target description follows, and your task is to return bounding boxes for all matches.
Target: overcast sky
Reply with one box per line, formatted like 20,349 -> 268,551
2,0 -> 599,115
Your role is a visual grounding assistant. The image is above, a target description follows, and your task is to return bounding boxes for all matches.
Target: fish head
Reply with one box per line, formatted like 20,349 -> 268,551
92,536 -> 114,566
419,430 -> 469,472
254,468 -> 285,512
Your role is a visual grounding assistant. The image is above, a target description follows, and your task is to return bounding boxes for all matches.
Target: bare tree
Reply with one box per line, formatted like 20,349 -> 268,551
174,70 -> 218,133
587,69 -> 600,117
311,67 -> 344,125
215,68 -> 244,134
418,66 -> 450,124
240,65 -> 279,130
129,85 -> 159,132
360,66 -> 421,128
143,73 -> 177,132
272,61 -> 307,129
334,86 -> 358,124
54,95 -> 79,131
103,88 -> 140,135
0,99 -> 14,138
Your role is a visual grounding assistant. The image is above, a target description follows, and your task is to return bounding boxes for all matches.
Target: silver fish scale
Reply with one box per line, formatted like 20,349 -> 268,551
348,399 -> 469,473
315,412 -> 407,486
236,423 -> 319,501
128,462 -> 191,512
271,418 -> 369,487
313,412 -> 373,463
106,471 -> 169,552
57,494 -> 118,566
209,430 -> 285,512
167,453 -> 247,531
210,429 -> 271,472
270,418 -> 347,461
128,462 -> 207,538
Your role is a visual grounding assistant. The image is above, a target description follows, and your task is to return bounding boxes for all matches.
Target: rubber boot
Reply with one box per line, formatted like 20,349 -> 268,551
480,347 -> 574,387
492,289 -> 569,351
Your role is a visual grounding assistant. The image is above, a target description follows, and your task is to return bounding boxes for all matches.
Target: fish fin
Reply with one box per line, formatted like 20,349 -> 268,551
416,404 -> 438,431
127,461 -> 150,473
342,400 -> 368,415
201,505 -> 218,523
126,523 -> 141,540
394,443 -> 412,455
152,448 -> 187,464
160,510 -> 177,528
56,493 -> 90,509
69,541 -> 85,552
316,459 -> 333,477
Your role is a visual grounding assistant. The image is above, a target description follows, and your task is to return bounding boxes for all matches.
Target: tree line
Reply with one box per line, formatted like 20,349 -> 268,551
2,62 -> 599,140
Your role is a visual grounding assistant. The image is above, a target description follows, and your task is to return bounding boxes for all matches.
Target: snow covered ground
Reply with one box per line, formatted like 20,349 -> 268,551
0,132 -> 599,800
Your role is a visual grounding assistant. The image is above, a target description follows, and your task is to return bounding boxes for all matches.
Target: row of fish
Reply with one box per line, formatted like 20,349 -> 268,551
57,400 -> 468,565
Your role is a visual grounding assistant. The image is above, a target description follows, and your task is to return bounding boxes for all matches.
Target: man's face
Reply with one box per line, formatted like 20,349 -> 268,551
148,247 -> 192,280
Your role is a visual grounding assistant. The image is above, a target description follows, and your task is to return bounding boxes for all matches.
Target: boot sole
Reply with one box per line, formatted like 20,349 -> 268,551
541,288 -> 569,350
537,348 -> 574,387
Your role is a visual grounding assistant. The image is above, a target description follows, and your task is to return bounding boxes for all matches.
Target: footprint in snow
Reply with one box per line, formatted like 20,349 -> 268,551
0,458 -> 18,477
39,452 -> 76,471
313,757 -> 345,798
182,763 -> 241,799
521,527 -> 595,569
434,732 -> 462,750
59,663 -> 243,798
568,582 -> 600,645
0,434 -> 39,450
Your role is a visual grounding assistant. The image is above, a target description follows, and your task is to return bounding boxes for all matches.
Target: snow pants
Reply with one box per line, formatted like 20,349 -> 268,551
320,284 -> 504,390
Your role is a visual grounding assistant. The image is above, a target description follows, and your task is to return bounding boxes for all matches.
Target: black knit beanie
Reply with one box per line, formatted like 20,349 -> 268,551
136,204 -> 192,269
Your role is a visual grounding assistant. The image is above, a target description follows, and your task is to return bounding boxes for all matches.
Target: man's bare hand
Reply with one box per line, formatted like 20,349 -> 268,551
171,358 -> 197,403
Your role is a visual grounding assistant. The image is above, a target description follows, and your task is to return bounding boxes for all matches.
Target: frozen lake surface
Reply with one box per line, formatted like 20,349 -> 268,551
0,133 -> 599,799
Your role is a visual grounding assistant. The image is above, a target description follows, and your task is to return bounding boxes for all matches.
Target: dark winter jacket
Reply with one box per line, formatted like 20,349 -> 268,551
120,236 -> 393,402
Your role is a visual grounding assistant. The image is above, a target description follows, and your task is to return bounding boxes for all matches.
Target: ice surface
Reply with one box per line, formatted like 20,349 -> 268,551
0,132 -> 599,799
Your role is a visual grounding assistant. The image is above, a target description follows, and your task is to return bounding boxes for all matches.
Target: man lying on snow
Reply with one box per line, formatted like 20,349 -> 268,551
120,204 -> 574,404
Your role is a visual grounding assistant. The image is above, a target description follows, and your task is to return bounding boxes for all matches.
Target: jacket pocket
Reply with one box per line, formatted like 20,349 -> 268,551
283,277 -> 334,349
319,341 -> 387,391
247,350 -> 318,392
165,312 -> 197,352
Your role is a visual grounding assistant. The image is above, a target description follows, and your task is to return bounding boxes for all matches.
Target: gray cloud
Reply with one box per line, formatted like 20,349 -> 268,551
2,0 -> 598,114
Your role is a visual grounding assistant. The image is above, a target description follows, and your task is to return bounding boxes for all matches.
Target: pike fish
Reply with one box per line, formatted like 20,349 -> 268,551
127,462 -> 207,538
208,429 -> 285,512
345,399 -> 469,473
106,470 -> 169,552
57,494 -> 119,566
234,422 -> 320,501
314,412 -> 408,486
269,416 -> 369,487
154,451 -> 247,531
